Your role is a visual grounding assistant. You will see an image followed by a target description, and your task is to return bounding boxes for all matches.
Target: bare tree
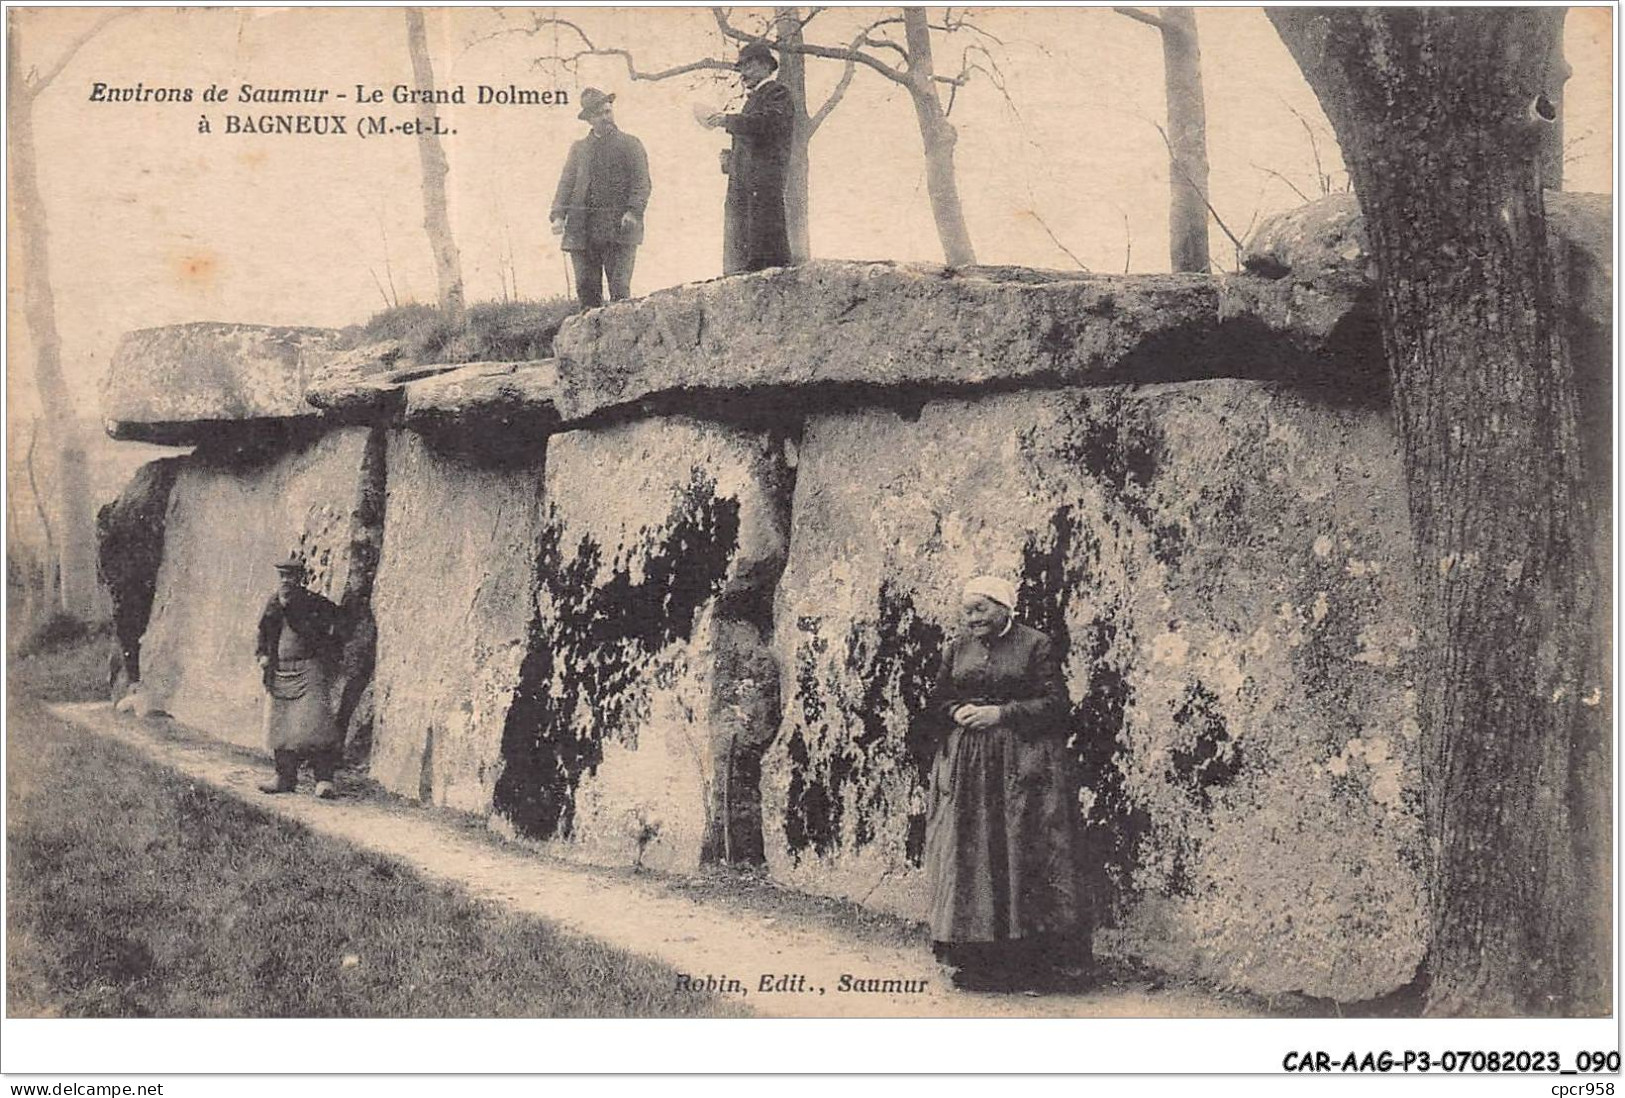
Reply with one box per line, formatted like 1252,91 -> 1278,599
405,8 -> 466,317
903,8 -> 977,264
1115,7 -> 1211,272
1272,7 -> 1609,1017
7,10 -> 125,620
770,8 -> 855,263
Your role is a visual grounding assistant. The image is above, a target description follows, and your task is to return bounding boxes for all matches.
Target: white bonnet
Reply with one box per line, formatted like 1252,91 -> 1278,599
961,575 -> 1017,611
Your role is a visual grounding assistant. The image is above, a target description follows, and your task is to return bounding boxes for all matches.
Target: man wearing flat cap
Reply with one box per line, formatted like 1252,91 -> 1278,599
256,551 -> 346,798
705,41 -> 794,273
551,86 -> 651,308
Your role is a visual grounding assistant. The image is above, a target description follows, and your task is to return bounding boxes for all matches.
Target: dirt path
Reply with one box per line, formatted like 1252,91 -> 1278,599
48,702 -> 1258,1019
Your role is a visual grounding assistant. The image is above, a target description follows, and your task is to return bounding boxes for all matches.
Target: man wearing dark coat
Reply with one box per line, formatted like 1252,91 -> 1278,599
256,553 -> 346,798
706,42 -> 794,273
551,86 -> 651,308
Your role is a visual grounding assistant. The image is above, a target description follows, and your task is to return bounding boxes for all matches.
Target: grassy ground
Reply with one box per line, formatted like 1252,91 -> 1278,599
6,628 -> 1377,1019
5,632 -> 742,1018
338,298 -> 577,366
8,611 -> 114,703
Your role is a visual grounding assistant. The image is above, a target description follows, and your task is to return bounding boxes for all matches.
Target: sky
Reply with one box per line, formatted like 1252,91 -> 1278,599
4,4 -> 1616,424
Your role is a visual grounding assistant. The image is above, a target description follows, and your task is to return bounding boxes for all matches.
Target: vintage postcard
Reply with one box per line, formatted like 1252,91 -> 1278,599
4,1 -> 1617,1083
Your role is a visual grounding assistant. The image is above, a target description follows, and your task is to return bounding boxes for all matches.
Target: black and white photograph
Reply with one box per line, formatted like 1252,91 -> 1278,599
3,1 -> 1617,1086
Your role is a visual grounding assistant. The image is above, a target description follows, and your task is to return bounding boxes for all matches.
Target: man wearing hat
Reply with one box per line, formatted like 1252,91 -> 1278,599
551,87 -> 651,308
256,551 -> 346,798
705,41 -> 794,273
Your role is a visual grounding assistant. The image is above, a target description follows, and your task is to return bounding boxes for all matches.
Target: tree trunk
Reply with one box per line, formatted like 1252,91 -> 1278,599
902,9 -> 976,266
7,492 -> 42,634
7,32 -> 97,620
1159,8 -> 1210,273
404,8 -> 465,317
1271,8 -> 1610,1017
23,420 -> 59,628
774,8 -> 812,263
1540,11 -> 1571,190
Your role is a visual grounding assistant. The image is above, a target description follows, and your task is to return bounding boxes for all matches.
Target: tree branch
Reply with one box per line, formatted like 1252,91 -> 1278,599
858,14 -> 907,35
462,19 -> 553,57
1251,161 -> 1312,203
809,55 -> 858,132
938,43 -> 1016,121
715,5 -> 909,84
931,10 -> 1005,46
1151,118 -> 1242,255
804,39 -> 907,83
26,9 -> 128,94
506,15 -> 733,82
712,8 -> 755,44
859,33 -> 909,61
367,266 -> 393,310
1113,7 -> 1166,31
1024,209 -> 1091,271
1278,96 -> 1332,196
493,8 -> 911,100
487,14 -> 592,53
582,50 -> 734,82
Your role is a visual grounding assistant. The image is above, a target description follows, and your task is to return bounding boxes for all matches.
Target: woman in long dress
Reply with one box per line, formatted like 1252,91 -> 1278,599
925,576 -> 1090,992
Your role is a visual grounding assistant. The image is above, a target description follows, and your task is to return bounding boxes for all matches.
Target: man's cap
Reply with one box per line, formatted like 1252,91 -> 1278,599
274,550 -> 306,575
735,41 -> 778,72
578,87 -> 616,121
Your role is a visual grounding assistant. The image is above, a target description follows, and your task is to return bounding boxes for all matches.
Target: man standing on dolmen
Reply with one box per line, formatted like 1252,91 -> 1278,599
257,552 -> 346,799
551,86 -> 650,308
706,42 -> 794,273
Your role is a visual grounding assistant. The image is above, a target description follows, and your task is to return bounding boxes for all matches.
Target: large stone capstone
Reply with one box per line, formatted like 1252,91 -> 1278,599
304,354 -> 559,434
492,415 -> 790,872
400,360 -> 560,440
764,381 -> 1424,1001
137,427 -> 384,749
367,430 -> 550,814
551,262 -> 1247,422
102,323 -> 340,444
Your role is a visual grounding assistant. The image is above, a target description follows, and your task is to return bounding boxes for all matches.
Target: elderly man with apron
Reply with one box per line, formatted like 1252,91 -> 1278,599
256,552 -> 346,798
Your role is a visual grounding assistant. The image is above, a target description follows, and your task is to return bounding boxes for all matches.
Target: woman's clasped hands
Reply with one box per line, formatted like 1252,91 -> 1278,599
952,703 -> 1002,731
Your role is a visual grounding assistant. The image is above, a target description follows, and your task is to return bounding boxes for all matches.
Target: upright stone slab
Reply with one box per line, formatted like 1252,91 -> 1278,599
765,382 -> 1424,1001
139,427 -> 382,750
367,430 -> 549,814
96,457 -> 184,688
493,416 -> 789,872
